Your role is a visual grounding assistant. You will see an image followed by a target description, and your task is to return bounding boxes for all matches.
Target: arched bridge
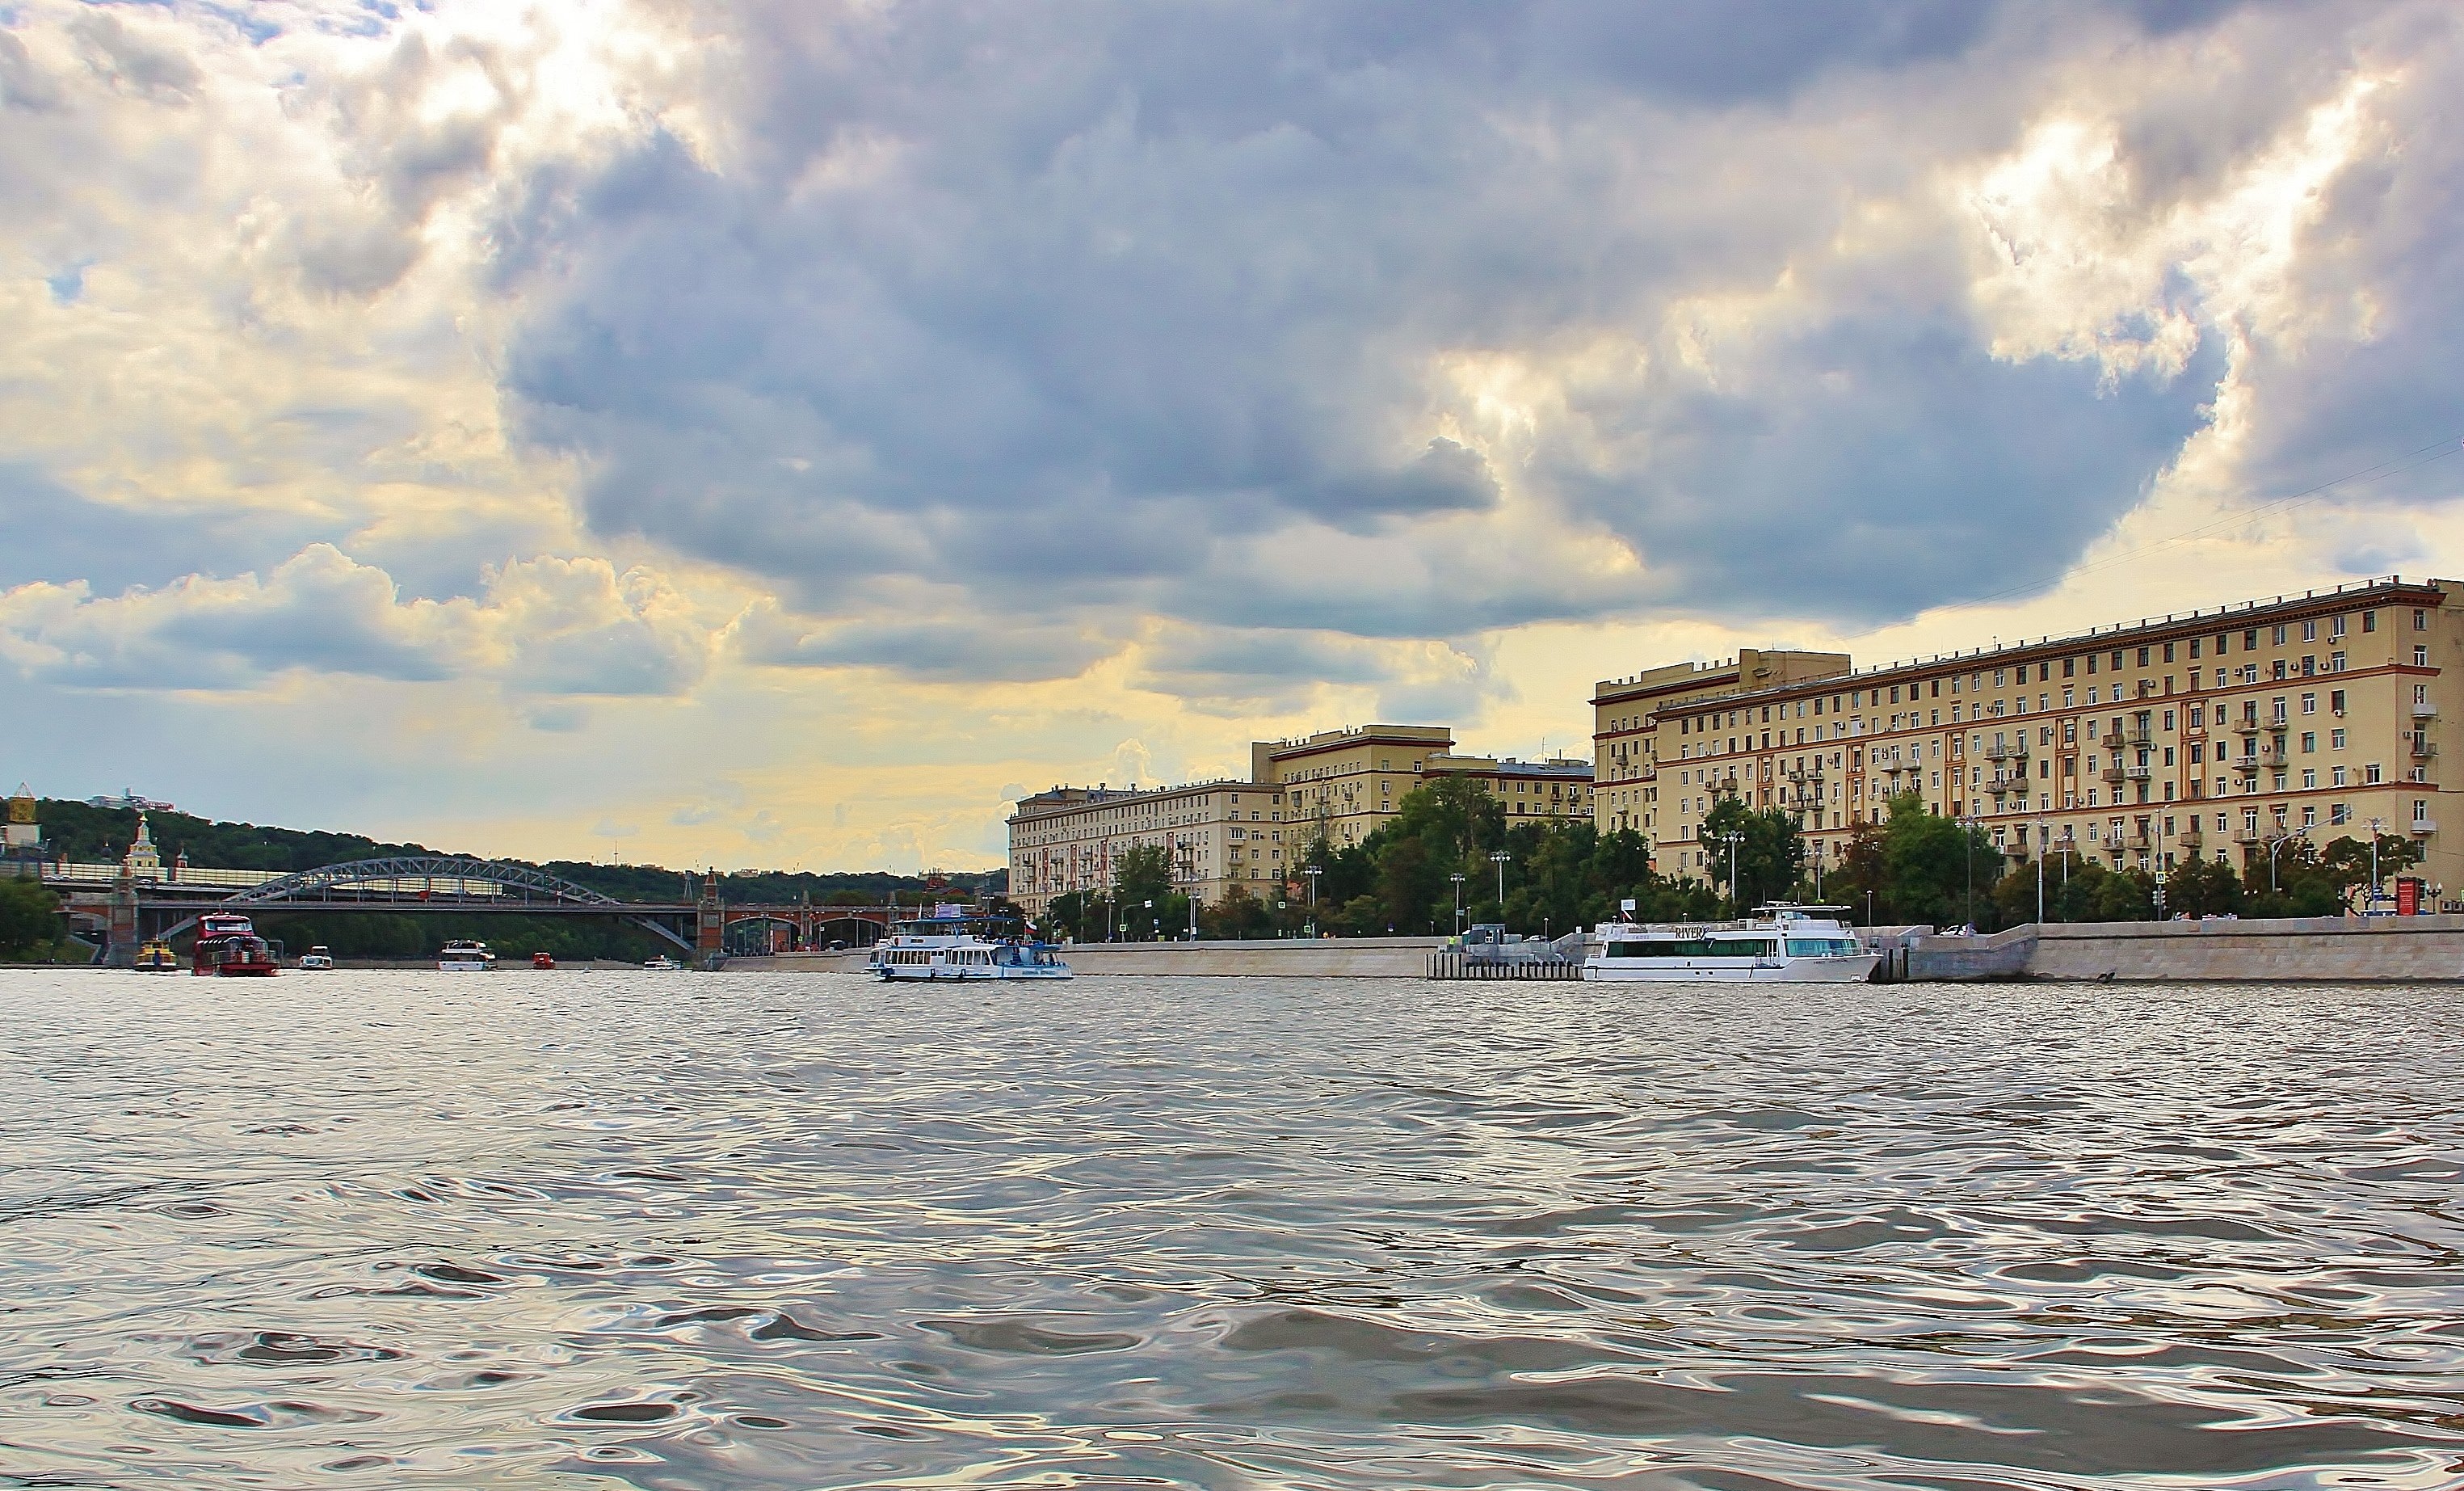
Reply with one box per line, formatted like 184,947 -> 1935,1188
150,856 -> 697,953
113,857 -> 917,962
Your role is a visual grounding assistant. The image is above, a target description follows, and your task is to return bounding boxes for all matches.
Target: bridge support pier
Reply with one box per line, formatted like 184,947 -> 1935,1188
102,874 -> 140,967
696,872 -> 724,968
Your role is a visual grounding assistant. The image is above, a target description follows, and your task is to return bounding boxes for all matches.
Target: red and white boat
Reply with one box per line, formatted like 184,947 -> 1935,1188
191,912 -> 279,977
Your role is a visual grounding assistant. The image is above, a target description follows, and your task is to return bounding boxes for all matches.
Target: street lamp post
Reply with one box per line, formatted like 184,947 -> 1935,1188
1490,850 -> 1511,926
1713,831 -> 1744,916
1961,815 -> 1975,931
1449,873 -> 1467,937
1142,898 -> 1154,942
1303,865 -> 1321,939
2368,815 -> 2385,912
2267,823 -> 2310,893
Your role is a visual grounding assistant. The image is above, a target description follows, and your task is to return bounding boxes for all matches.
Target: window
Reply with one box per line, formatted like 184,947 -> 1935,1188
2302,693 -> 2316,714
2362,611 -> 2376,632
2063,658 -> 2076,677
2332,728 -> 2347,750
2415,609 -> 2429,631
2111,650 -> 2124,669
2329,651 -> 2346,672
2189,638 -> 2202,659
2416,646 -> 2432,667
2138,647 -> 2151,668
2333,765 -> 2348,786
2302,732 -> 2315,752
2366,764 -> 2382,785
2086,655 -> 2096,674
2244,629 -> 2259,650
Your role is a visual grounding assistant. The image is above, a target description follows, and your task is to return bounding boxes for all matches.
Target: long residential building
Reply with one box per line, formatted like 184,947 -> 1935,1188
1595,576 -> 2461,896
1007,723 -> 1599,917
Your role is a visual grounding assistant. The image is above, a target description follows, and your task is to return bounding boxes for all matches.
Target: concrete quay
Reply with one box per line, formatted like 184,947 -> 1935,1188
721,920 -> 2464,983
721,937 -> 1449,978
1905,914 -> 2464,983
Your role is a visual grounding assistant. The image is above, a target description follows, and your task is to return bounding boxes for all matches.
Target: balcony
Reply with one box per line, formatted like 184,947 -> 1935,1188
2232,756 -> 2260,776
2102,762 -> 2126,783
1986,740 -> 2029,760
2415,701 -> 2439,719
2256,744 -> 2290,768
2412,739 -> 2438,760
2123,832 -> 2153,852
2233,826 -> 2263,844
2121,764 -> 2152,781
2179,826 -> 2204,849
2412,819 -> 2437,836
2234,719 -> 2262,736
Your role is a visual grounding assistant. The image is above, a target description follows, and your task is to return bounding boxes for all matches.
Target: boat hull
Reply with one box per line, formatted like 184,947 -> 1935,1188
437,959 -> 496,971
1584,955 -> 1880,983
871,965 -> 1073,981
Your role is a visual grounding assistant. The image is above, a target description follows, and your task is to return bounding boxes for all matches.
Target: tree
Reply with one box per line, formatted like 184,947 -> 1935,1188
0,878 -> 65,957
1112,844 -> 1174,906
2161,855 -> 2242,918
1699,796 -> 1805,914
1877,794 -> 2004,929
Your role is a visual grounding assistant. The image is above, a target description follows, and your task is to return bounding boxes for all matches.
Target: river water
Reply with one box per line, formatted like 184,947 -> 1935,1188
2,971 -> 2460,1489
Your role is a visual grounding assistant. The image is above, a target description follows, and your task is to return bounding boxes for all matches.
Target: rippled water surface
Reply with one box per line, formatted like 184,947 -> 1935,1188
3,971 -> 2462,1489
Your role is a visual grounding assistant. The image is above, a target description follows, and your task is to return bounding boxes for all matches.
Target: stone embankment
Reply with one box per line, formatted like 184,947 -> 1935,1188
724,937 -> 1449,978
1903,914 -> 2464,983
722,919 -> 2464,982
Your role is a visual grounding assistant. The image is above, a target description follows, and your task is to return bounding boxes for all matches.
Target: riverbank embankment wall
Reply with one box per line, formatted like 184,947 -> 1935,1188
1905,915 -> 2464,983
724,937 -> 1449,978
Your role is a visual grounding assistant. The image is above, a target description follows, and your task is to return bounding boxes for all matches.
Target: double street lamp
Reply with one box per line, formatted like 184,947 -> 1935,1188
1489,849 -> 1511,925
1449,872 -> 1467,936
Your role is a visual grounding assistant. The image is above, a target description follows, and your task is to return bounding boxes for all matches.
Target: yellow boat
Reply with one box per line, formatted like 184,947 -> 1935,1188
132,940 -> 180,972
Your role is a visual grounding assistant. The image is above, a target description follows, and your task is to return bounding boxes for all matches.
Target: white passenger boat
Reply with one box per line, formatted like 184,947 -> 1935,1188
296,946 -> 335,971
1586,905 -> 1878,983
438,939 -> 498,971
868,916 -> 1071,981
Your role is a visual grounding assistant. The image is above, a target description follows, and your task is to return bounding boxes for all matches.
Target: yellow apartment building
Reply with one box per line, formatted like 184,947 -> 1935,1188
1426,752 -> 1596,821
1010,724 -> 1603,916
1255,724 -> 1457,853
1618,577 -> 2459,899
1007,779 -> 1287,920
1592,649 -> 1854,840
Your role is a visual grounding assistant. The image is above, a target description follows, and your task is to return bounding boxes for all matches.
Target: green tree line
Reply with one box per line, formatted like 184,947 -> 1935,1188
26,799 -> 1005,903
1034,778 -> 2432,941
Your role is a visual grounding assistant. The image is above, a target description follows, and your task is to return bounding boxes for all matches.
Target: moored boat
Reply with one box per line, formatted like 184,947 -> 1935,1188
297,946 -> 335,971
532,950 -> 555,970
1585,904 -> 1878,983
642,954 -> 681,971
867,914 -> 1071,981
191,912 -> 279,977
133,939 -> 181,972
438,939 -> 497,971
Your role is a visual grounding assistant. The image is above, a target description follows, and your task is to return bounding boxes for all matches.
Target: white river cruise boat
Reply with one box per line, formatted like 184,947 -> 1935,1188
438,939 -> 498,972
868,915 -> 1072,982
1586,905 -> 1879,983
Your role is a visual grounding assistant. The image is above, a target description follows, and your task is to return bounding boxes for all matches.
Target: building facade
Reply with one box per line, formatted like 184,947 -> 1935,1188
1592,649 -> 1853,840
1426,752 -> 1596,820
1621,577 -> 2458,895
1255,724 -> 1457,852
1007,779 -> 1289,920
1008,723 -> 1604,917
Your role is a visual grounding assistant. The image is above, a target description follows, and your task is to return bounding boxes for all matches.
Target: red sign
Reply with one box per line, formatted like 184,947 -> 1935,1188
2396,877 -> 2421,916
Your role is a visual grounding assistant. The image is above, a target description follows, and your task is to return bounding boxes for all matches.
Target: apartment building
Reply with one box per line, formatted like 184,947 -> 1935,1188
1007,779 -> 1287,919
1627,577 -> 2458,894
1256,724 -> 1457,852
1009,723 -> 1603,916
1592,649 -> 1853,840
1426,752 -> 1596,820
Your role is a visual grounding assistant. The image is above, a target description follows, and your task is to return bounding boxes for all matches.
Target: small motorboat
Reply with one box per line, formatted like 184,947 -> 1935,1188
531,950 -> 555,970
297,946 -> 335,971
438,939 -> 498,971
641,954 -> 681,971
133,940 -> 181,972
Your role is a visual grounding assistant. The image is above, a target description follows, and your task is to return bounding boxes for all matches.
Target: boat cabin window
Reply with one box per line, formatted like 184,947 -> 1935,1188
1785,937 -> 1860,957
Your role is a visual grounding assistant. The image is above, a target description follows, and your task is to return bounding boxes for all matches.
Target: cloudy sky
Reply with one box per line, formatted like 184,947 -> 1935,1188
3,0 -> 2461,870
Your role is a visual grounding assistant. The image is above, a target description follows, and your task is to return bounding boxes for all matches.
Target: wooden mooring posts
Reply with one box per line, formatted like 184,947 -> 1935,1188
1426,951 -> 1584,981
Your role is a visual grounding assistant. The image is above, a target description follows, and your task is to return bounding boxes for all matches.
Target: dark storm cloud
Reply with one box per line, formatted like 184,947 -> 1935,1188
494,0 -> 2417,680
